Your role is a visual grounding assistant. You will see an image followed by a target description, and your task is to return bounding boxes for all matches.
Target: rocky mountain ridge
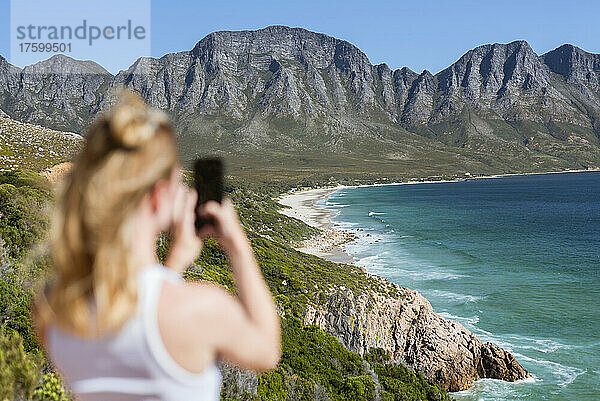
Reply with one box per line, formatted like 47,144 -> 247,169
1,26 -> 600,171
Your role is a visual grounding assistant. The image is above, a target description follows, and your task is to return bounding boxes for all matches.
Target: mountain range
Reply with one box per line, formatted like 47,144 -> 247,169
2,25 -> 600,179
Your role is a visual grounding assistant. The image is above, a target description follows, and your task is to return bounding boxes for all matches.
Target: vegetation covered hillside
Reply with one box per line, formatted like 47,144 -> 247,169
0,169 -> 450,401
0,114 -> 82,173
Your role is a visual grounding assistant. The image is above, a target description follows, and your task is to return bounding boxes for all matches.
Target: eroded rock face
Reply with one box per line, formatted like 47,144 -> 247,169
543,44 -> 600,90
1,55 -> 111,132
303,276 -> 531,392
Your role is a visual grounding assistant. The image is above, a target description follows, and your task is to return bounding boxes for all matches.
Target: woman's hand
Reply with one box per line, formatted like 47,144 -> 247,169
196,199 -> 249,254
165,185 -> 203,273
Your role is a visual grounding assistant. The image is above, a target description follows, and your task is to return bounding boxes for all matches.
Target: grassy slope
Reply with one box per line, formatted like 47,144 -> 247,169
4,101 -> 600,399
174,101 -> 600,187
0,117 -> 82,172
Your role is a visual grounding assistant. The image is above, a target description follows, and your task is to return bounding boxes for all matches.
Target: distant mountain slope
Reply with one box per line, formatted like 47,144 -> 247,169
1,26 -> 600,177
0,55 -> 110,132
0,110 -> 82,172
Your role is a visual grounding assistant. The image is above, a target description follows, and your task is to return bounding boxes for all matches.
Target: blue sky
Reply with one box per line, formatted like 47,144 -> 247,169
1,0 -> 599,74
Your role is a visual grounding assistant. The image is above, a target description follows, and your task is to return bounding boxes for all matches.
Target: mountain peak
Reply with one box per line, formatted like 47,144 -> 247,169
23,54 -> 111,75
542,44 -> 600,87
191,25 -> 371,66
436,38 -> 550,101
0,55 -> 21,72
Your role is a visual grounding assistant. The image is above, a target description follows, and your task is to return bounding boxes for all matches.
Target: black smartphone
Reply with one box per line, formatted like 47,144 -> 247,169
194,157 -> 223,231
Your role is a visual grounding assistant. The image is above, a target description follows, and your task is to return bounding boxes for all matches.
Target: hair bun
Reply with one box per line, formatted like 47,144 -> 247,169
108,90 -> 168,149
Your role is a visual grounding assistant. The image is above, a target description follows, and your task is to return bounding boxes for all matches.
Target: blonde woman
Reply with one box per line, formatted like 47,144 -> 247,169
34,92 -> 281,400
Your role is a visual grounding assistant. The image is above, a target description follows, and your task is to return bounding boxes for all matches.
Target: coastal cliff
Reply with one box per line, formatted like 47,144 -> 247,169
302,275 -> 530,391
278,188 -> 531,392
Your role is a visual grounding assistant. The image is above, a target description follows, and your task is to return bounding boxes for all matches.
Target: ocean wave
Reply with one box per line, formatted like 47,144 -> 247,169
354,255 -> 385,269
503,335 -> 579,353
404,269 -> 467,281
341,231 -> 469,282
332,220 -> 361,228
474,328 -> 579,355
436,316 -> 573,357
511,352 -> 585,387
452,376 -> 538,399
356,254 -> 381,263
368,211 -> 385,216
426,289 -> 482,304
470,330 -> 588,387
438,312 -> 480,326
368,267 -> 468,281
325,201 -> 350,207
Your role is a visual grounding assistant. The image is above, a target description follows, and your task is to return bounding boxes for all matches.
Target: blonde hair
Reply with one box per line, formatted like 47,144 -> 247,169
36,90 -> 178,337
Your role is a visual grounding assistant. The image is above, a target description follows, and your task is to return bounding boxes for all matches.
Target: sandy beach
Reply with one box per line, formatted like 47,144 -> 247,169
277,186 -> 357,264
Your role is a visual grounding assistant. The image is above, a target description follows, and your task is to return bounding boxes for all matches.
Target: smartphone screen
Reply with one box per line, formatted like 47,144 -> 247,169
194,157 -> 223,230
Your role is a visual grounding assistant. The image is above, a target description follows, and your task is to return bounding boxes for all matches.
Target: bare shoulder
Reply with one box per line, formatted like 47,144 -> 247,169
156,278 -> 239,372
159,278 -> 237,324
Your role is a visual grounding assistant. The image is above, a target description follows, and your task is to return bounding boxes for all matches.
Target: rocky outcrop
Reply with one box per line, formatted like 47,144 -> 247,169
218,362 -> 258,399
302,275 -> 530,392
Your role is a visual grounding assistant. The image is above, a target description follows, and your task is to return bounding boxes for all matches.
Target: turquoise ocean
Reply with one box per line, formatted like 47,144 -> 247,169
320,171 -> 600,400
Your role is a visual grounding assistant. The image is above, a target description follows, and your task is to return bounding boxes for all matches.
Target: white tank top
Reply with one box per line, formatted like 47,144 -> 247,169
46,264 -> 222,401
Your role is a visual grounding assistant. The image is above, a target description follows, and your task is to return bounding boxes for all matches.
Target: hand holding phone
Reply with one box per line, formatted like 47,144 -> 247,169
196,198 -> 249,253
194,157 -> 223,231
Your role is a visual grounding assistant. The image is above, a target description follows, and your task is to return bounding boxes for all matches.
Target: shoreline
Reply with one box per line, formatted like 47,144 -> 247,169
276,168 -> 600,265
278,187 -> 357,264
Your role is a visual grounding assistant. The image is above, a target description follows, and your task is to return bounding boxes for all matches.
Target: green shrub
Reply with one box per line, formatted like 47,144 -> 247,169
341,375 -> 376,401
257,369 -> 289,400
0,170 -> 50,260
33,372 -> 69,401
366,349 -> 450,401
0,273 -> 40,354
0,329 -> 41,400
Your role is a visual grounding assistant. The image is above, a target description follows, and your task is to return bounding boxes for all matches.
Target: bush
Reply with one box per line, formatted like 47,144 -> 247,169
341,375 -> 376,401
0,170 -> 50,260
366,349 -> 450,401
0,329 -> 41,400
33,372 -> 69,401
0,276 -> 39,353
